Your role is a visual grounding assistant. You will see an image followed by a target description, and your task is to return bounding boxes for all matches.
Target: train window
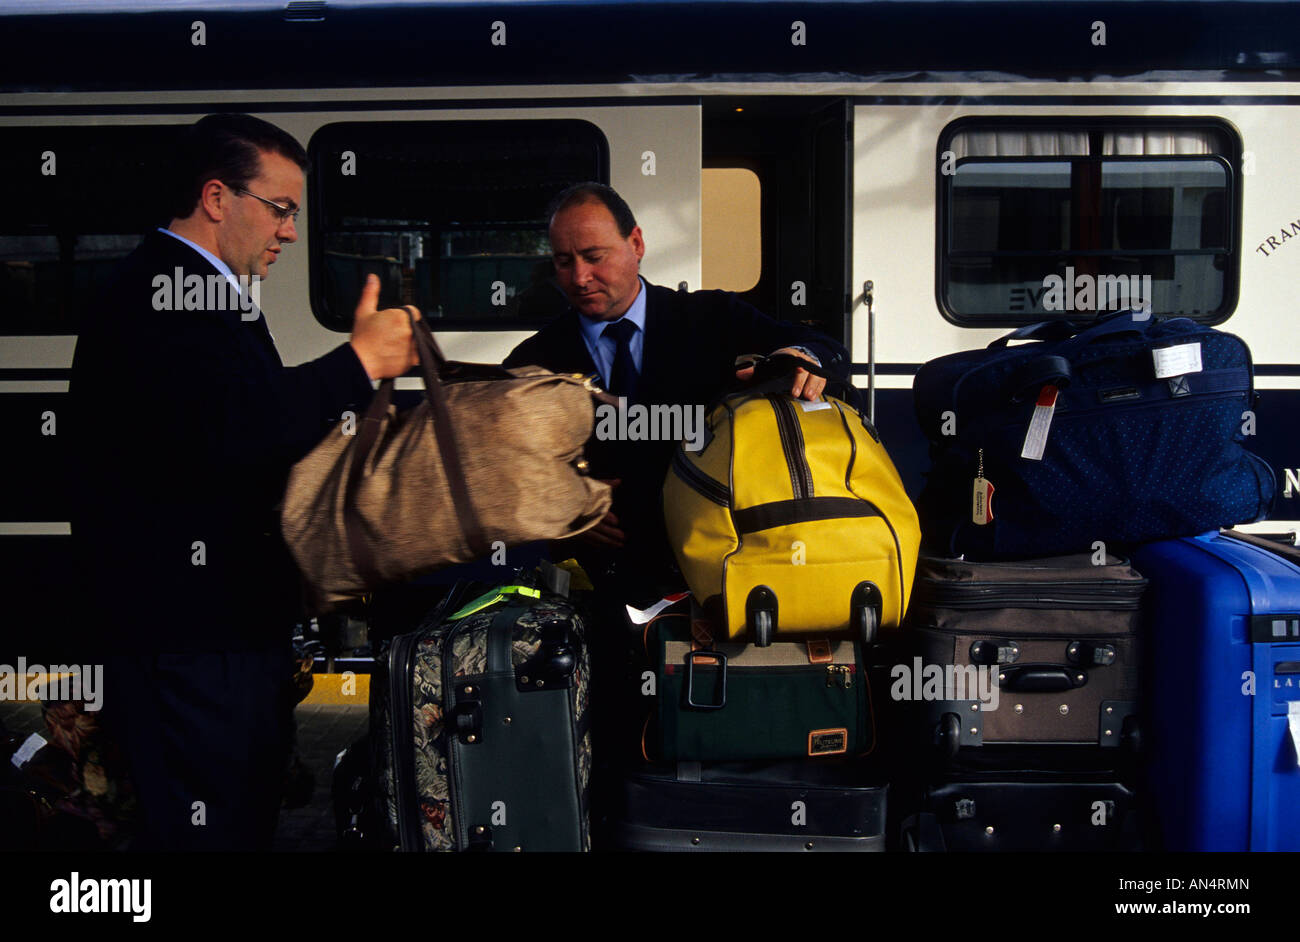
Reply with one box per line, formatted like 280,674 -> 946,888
938,120 -> 1240,325
702,167 -> 761,292
309,120 -> 608,330
0,125 -> 186,335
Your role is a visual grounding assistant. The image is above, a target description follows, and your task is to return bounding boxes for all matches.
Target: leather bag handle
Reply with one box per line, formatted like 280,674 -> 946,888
987,319 -> 1080,349
406,313 -> 491,561
341,312 -> 490,591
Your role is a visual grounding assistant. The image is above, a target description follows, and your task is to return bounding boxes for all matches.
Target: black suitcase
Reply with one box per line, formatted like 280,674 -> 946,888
372,573 -> 593,852
899,553 -> 1147,762
610,759 -> 887,851
900,775 -> 1145,852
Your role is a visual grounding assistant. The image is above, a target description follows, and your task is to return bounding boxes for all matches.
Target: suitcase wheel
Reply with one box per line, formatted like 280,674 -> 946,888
934,712 -> 962,761
745,585 -> 778,647
850,581 -> 883,646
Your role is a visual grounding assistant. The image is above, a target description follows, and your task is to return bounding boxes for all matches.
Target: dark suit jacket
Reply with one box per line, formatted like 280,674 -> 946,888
503,281 -> 849,591
70,231 -> 375,655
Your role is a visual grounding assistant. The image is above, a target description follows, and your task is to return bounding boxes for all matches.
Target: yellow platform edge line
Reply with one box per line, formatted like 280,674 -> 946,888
1,672 -> 81,703
4,672 -> 370,706
301,672 -> 371,706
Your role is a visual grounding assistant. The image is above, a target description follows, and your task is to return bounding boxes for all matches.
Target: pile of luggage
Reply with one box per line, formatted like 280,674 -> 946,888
329,311 -> 1298,852
901,310 -> 1291,852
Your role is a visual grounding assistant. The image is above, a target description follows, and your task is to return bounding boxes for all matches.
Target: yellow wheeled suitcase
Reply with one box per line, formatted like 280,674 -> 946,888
663,363 -> 920,646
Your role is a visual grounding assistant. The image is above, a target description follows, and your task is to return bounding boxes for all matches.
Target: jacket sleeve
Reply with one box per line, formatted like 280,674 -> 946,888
718,292 -> 850,380
136,310 -> 374,516
274,342 -> 377,464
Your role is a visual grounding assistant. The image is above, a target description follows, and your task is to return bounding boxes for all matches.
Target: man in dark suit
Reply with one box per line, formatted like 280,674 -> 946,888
70,114 -> 419,850
504,183 -> 849,599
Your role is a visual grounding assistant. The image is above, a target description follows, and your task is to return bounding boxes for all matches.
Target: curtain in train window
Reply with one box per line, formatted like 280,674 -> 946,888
309,120 -> 608,330
939,123 -> 1238,324
0,126 -> 185,335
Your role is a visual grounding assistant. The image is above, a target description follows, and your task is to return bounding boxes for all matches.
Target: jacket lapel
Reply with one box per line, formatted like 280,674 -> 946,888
151,232 -> 282,363
635,282 -> 675,406
556,313 -> 599,377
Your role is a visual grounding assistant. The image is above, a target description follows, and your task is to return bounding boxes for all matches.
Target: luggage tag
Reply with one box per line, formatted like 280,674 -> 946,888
1152,342 -> 1203,380
1019,384 -> 1058,462
624,592 -> 691,626
972,448 -> 995,526
538,559 -> 571,598
10,732 -> 45,768
553,558 -> 595,591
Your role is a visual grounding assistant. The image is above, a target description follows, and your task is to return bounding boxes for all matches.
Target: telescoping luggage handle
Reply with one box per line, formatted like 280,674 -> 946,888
342,312 -> 490,588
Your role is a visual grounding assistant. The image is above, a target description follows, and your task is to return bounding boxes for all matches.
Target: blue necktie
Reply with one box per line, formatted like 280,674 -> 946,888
602,318 -> 640,400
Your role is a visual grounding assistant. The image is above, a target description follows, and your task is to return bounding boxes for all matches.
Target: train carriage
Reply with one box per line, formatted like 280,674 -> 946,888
0,0 -> 1297,855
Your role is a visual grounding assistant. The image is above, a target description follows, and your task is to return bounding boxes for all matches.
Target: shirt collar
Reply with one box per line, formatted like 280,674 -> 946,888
578,276 -> 647,346
157,227 -> 241,292
579,275 -> 644,348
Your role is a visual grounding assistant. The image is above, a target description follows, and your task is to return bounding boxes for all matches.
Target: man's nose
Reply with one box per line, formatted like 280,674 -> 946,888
571,259 -> 591,284
278,216 -> 298,243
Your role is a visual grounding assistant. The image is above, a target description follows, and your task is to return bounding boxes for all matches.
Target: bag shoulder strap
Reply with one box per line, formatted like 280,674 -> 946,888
341,313 -> 491,592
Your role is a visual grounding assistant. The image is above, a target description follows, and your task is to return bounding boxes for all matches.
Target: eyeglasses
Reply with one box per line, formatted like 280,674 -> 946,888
230,185 -> 300,224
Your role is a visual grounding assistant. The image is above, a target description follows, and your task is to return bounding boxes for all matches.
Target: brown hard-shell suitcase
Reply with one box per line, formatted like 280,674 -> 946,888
897,553 -> 1147,759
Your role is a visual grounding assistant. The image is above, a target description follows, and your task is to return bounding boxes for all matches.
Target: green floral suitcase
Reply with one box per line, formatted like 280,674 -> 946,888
373,580 -> 592,851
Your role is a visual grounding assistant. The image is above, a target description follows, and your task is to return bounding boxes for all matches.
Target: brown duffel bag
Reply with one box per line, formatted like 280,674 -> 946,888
281,316 -> 612,612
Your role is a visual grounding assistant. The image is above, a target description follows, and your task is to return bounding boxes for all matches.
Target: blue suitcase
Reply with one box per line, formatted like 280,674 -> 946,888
1130,530 -> 1300,851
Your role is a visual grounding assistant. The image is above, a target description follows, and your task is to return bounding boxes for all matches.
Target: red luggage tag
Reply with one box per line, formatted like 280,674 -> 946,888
972,448 -> 994,526
624,592 -> 690,625
1020,385 -> 1058,462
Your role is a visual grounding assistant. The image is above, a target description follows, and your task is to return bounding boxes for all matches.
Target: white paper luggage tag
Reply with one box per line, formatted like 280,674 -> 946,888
972,448 -> 994,526
625,592 -> 691,625
11,732 -> 45,768
1020,385 -> 1059,462
1153,342 -> 1203,380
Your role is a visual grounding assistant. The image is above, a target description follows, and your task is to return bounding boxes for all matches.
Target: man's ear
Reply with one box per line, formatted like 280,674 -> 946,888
197,178 -> 227,222
629,226 -> 645,262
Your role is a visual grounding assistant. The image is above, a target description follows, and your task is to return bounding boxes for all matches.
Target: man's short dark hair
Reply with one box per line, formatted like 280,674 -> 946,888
546,182 -> 638,238
167,113 -> 310,221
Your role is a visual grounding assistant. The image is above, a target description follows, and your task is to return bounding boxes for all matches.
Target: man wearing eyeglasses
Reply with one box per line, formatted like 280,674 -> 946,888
70,114 -> 418,851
